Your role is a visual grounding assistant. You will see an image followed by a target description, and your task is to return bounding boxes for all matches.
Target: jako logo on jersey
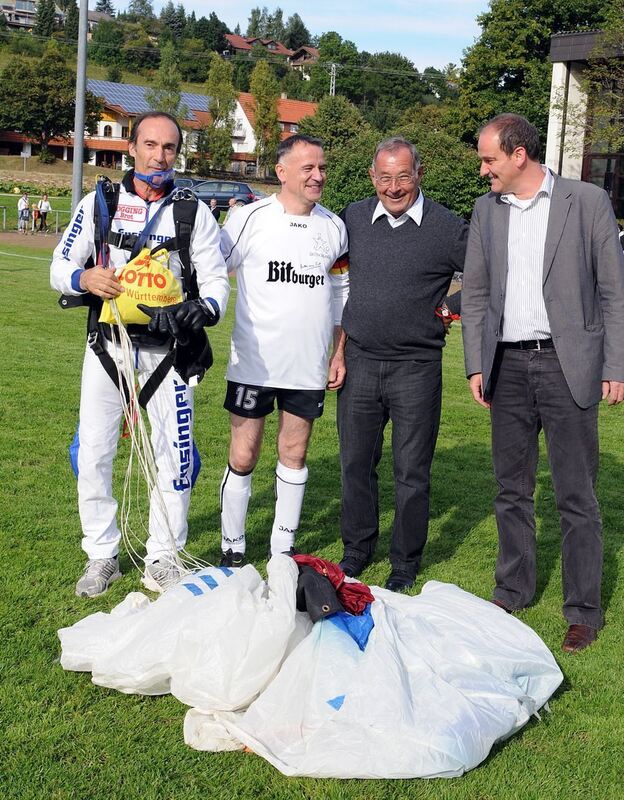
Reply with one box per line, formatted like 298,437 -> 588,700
173,381 -> 192,491
290,222 -> 307,228
62,205 -> 84,259
267,261 -> 325,288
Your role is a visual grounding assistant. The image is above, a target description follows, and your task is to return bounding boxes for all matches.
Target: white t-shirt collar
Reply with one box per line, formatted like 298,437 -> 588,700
371,190 -> 424,227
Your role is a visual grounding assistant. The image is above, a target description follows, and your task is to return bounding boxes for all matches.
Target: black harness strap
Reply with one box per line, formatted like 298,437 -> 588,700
61,177 -> 201,407
137,350 -> 176,408
134,191 -> 200,409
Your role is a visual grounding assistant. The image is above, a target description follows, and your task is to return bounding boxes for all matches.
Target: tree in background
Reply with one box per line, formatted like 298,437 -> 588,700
203,51 -> 237,169
423,64 -> 460,104
0,43 -> 101,161
298,95 -> 370,153
171,4 -> 187,41
246,6 -> 267,37
322,129 -> 379,212
194,13 -> 229,53
280,68 -> 311,100
145,41 -> 187,119
245,6 -> 288,41
307,32 -> 361,102
121,22 -> 159,71
458,0 -> 607,144
125,0 -> 155,22
249,59 -> 281,175
35,0 -> 56,39
178,38 -> 211,83
106,61 -> 123,83
284,13 -> 311,50
89,20 -> 125,66
265,7 -> 285,42
95,0 -> 115,14
358,52 -> 432,130
64,0 -> 78,43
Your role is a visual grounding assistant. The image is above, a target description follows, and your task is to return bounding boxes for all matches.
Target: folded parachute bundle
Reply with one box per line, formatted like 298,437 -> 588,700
58,556 -> 563,779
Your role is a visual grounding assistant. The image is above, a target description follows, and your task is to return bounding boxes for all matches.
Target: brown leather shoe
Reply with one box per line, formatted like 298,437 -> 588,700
490,598 -> 512,613
562,624 -> 597,653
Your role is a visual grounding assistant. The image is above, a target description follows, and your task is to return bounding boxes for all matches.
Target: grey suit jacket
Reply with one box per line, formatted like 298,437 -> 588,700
462,175 -> 624,409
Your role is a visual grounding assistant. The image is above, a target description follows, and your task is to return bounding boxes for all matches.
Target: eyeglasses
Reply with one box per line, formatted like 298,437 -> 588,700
373,173 -> 416,187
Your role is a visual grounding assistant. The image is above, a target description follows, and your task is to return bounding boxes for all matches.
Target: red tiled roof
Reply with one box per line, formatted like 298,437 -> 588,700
84,138 -> 129,152
225,33 -> 293,57
238,92 -> 317,127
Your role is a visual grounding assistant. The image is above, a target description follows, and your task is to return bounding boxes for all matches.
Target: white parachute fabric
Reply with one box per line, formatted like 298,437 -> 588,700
58,557 -> 311,706
58,565 -> 563,779
184,581 -> 563,779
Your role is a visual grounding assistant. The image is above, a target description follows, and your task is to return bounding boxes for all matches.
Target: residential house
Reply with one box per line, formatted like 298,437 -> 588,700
0,79 -> 318,175
232,92 -> 318,174
289,46 -> 320,79
224,33 -> 293,58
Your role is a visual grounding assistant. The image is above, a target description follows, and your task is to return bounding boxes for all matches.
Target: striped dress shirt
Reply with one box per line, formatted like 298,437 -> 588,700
500,168 -> 554,342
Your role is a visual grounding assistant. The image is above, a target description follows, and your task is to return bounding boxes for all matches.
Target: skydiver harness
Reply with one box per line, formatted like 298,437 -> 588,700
59,174 -> 212,408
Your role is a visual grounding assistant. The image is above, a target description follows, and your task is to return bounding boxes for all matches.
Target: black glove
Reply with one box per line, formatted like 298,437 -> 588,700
138,303 -> 183,339
138,299 -> 219,338
173,298 -> 219,331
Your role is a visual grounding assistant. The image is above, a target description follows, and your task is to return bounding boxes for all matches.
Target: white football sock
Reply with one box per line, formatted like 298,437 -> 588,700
270,461 -> 308,555
220,465 -> 252,554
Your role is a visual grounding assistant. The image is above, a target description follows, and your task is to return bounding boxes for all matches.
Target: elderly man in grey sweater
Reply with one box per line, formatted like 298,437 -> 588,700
337,136 -> 467,592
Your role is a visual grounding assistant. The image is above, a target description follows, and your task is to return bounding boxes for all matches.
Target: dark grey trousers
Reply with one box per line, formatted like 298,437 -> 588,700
337,345 -> 442,577
490,346 -> 603,628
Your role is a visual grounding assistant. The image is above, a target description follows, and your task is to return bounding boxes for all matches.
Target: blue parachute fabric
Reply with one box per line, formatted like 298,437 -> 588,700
326,604 -> 374,652
69,425 -> 80,477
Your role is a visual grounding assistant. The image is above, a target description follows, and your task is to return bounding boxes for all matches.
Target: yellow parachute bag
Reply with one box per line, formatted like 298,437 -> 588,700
99,247 -> 183,326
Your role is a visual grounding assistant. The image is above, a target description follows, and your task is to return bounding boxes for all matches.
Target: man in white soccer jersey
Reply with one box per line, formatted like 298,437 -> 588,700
218,134 -> 349,565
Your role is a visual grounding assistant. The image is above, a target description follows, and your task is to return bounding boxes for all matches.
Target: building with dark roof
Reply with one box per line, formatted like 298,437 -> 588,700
546,30 -> 624,218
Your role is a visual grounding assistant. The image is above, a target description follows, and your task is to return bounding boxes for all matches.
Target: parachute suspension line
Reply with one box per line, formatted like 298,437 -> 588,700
105,301 -> 212,576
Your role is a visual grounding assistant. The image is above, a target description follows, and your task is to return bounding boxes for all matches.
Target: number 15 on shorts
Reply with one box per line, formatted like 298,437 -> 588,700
235,385 -> 258,410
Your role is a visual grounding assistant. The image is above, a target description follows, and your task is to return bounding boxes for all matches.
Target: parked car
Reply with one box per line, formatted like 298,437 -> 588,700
173,177 -> 206,189
191,180 -> 260,210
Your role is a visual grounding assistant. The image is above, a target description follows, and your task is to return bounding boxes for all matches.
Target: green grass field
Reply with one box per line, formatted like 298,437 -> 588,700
0,192 -> 73,233
2,241 -> 624,800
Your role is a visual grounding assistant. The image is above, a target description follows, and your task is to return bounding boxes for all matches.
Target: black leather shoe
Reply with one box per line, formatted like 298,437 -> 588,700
339,554 -> 371,578
220,549 -> 245,568
384,571 -> 415,593
490,598 -> 513,613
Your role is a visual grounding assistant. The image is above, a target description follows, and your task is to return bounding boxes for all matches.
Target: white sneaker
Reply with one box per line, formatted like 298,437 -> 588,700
141,559 -> 186,593
75,557 -> 121,598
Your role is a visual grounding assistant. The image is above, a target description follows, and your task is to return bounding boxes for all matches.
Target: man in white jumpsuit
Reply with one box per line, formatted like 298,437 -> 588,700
51,112 -> 230,597
219,134 -> 349,565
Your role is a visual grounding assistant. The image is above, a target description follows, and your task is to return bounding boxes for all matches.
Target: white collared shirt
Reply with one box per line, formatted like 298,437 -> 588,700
371,190 -> 424,229
500,168 -> 553,341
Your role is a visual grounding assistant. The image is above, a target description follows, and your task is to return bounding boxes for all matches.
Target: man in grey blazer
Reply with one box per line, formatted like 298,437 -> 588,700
462,113 -> 624,653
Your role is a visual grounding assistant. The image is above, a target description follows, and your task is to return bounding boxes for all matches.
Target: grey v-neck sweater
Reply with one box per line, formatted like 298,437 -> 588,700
340,196 -> 468,360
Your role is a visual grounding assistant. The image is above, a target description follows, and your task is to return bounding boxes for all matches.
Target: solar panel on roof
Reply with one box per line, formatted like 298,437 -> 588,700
87,79 -> 211,120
